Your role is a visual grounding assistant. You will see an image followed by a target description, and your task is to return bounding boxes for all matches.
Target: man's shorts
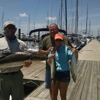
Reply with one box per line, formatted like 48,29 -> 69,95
45,69 -> 51,89
55,71 -> 70,82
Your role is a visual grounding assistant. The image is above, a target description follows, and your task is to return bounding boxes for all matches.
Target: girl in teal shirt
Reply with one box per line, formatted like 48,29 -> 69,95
47,33 -> 78,100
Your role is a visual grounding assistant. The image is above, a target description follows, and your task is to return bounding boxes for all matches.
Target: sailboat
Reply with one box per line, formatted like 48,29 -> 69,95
70,0 -> 80,48
69,0 -> 87,50
26,0 -> 85,51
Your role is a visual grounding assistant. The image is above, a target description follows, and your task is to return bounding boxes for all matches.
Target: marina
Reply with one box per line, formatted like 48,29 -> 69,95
0,1 -> 100,100
21,39 -> 100,100
0,25 -> 97,100
22,27 -> 93,52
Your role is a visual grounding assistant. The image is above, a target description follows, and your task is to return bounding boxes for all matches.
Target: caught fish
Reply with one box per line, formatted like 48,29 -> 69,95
70,53 -> 77,82
0,51 -> 32,70
50,47 -> 57,84
50,58 -> 56,84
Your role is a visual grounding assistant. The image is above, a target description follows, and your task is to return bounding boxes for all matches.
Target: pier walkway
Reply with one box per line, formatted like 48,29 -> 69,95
22,39 -> 100,100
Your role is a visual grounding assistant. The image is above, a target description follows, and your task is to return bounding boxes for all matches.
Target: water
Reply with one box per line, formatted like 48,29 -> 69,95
25,41 -> 39,49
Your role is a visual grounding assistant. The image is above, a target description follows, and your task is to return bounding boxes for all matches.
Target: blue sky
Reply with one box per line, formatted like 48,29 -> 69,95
0,0 -> 100,37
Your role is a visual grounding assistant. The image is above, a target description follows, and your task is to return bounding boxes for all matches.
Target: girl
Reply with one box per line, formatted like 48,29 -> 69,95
47,33 -> 78,100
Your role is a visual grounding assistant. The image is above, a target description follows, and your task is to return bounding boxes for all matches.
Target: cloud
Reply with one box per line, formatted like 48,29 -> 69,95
19,23 -> 47,34
34,23 -> 46,28
79,13 -> 100,20
46,17 -> 57,21
14,17 -> 19,20
19,13 -> 28,17
90,14 -> 100,17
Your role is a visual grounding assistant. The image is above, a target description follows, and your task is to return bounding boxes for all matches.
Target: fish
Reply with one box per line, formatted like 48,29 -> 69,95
70,53 -> 77,82
50,58 -> 56,84
0,51 -> 32,71
50,46 -> 57,84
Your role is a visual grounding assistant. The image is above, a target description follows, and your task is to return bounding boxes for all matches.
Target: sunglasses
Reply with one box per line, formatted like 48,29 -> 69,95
55,39 -> 62,42
5,25 -> 15,30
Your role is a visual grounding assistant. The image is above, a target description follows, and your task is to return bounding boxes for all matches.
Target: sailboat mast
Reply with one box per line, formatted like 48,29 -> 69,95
86,4 -> 88,35
28,14 -> 30,33
2,11 -> 4,31
65,0 -> 67,35
89,20 -> 91,36
47,11 -> 49,27
75,0 -> 78,34
27,14 -> 30,34
60,0 -> 63,29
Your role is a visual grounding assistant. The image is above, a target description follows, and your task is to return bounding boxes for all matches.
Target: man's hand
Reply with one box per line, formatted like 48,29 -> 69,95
39,47 -> 53,55
24,60 -> 32,67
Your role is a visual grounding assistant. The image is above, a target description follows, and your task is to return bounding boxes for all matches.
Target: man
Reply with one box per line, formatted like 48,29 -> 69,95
39,23 -> 73,99
0,21 -> 32,100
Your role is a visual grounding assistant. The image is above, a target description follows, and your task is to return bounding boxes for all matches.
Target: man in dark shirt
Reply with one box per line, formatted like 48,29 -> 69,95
39,23 -> 73,99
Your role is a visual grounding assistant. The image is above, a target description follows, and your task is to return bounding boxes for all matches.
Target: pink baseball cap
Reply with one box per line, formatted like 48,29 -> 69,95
55,33 -> 63,40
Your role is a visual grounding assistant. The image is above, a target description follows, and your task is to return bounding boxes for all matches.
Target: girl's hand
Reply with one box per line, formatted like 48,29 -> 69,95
66,45 -> 72,50
71,48 -> 78,60
66,45 -> 78,53
49,54 -> 55,59
47,54 -> 55,65
71,48 -> 77,53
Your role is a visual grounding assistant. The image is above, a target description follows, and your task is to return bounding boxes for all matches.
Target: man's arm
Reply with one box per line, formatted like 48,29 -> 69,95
39,47 -> 53,55
39,49 -> 49,55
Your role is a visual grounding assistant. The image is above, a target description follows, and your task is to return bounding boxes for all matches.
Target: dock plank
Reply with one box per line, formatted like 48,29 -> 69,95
91,61 -> 98,100
21,60 -> 46,81
68,60 -> 88,100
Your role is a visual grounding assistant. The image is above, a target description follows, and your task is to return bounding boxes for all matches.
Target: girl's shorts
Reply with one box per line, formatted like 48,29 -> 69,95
55,71 -> 70,82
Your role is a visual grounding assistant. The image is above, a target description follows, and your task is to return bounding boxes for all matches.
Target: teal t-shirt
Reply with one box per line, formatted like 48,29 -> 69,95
48,44 -> 73,71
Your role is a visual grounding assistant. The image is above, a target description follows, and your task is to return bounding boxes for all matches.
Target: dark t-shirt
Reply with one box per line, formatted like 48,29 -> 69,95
39,34 -> 72,70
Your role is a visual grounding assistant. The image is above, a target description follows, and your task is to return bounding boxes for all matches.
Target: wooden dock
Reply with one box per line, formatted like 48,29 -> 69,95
21,39 -> 100,100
